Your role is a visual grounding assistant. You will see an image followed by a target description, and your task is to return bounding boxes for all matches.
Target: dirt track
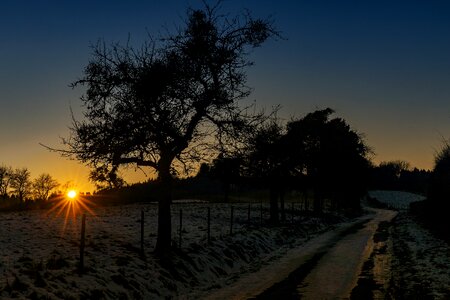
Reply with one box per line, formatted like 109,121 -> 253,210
296,208 -> 397,299
205,208 -> 397,300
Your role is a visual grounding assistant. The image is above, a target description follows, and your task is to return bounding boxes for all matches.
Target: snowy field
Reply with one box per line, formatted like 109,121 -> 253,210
2,191 -> 446,299
390,213 -> 450,298
368,190 -> 425,210
0,201 -> 345,299
368,190 -> 450,298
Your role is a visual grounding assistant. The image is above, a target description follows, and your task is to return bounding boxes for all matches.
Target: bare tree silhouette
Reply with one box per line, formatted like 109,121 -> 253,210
0,165 -> 12,198
32,173 -> 59,202
10,168 -> 32,202
51,3 -> 278,253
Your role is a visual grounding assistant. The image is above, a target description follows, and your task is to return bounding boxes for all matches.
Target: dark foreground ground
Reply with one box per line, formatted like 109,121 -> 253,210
351,211 -> 450,299
1,191 -> 448,299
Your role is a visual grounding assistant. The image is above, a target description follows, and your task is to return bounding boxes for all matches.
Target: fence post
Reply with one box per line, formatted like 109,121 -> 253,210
179,209 -> 183,249
140,210 -> 144,257
230,206 -> 234,235
207,207 -> 211,244
79,213 -> 86,274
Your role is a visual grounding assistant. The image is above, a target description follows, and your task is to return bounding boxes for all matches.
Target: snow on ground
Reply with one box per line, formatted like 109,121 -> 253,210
368,190 -> 425,210
368,190 -> 450,298
0,201 -> 346,299
3,191 -> 444,299
390,213 -> 450,298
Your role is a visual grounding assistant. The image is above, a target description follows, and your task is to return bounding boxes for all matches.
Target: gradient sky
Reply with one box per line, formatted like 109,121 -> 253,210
1,0 -> 450,192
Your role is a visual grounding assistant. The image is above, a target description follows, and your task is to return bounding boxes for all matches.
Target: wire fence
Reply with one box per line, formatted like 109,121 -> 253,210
0,200 -> 323,281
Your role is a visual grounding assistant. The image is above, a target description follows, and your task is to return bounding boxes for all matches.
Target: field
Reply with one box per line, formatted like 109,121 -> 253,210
1,191 -> 448,299
0,200 -> 345,299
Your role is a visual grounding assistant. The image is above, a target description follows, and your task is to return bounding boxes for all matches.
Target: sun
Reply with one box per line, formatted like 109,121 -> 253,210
46,187 -> 97,236
67,190 -> 77,199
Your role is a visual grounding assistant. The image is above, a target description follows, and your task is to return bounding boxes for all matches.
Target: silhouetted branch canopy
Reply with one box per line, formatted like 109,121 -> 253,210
63,3 -> 278,180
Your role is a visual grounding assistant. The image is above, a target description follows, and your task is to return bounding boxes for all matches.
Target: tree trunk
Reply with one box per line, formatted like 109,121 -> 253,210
154,161 -> 173,255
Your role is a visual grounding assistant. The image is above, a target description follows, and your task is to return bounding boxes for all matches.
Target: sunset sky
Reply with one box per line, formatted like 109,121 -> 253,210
1,0 -> 450,192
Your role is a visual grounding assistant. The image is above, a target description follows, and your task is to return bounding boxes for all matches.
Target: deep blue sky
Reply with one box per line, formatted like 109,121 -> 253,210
1,0 -> 450,191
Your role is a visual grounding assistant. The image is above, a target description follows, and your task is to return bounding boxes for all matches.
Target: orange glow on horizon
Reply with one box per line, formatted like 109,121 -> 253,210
47,189 -> 97,235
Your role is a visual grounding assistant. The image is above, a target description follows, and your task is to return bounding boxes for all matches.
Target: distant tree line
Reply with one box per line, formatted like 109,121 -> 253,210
369,160 -> 430,195
0,165 -> 60,209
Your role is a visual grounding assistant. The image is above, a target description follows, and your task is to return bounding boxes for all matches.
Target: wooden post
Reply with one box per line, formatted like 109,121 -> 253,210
79,214 -> 86,273
207,207 -> 211,244
230,206 -> 234,235
179,209 -> 183,249
247,204 -> 251,225
140,210 -> 144,256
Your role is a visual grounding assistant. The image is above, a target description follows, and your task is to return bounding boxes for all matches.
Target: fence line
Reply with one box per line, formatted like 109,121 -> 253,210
167,202 -> 307,250
0,201 -> 314,275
